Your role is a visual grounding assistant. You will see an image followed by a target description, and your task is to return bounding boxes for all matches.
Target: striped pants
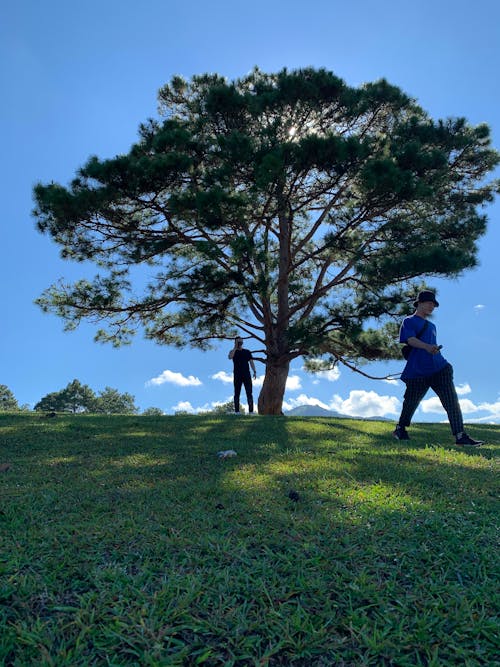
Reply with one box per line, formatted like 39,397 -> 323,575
398,363 -> 463,435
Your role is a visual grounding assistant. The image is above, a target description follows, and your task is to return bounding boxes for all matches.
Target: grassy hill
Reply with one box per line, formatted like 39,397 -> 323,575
0,413 -> 498,666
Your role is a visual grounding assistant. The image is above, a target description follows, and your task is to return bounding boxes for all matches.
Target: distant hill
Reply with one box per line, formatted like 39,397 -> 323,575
285,405 -> 342,417
285,404 -> 391,421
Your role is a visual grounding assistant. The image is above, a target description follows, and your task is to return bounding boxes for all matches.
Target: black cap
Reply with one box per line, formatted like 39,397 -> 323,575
414,290 -> 439,308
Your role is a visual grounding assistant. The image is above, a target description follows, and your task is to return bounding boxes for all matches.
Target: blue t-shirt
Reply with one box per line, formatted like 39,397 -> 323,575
400,315 -> 447,380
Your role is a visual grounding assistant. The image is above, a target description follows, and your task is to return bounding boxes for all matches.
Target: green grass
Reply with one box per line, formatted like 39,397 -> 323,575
0,413 -> 498,666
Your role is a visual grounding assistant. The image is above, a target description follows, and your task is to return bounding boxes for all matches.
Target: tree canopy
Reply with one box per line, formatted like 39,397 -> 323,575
141,407 -> 164,416
94,387 -> 138,414
33,68 -> 499,413
34,379 -> 97,413
0,385 -> 20,411
211,400 -> 240,414
34,380 -> 138,414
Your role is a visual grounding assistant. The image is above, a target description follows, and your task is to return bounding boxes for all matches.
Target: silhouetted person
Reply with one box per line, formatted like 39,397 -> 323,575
228,337 -> 256,413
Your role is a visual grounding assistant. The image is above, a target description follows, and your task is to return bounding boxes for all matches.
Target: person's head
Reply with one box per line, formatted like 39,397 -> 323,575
414,290 -> 439,316
235,337 -> 244,348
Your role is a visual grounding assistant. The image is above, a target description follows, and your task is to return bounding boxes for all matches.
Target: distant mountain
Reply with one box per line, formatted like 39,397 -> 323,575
285,405 -> 342,417
285,405 -> 391,421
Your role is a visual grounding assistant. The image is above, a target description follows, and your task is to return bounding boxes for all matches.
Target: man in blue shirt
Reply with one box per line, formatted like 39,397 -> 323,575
393,291 -> 483,446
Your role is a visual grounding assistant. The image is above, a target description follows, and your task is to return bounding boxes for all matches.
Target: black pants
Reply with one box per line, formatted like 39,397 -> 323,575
234,373 -> 253,413
398,363 -> 463,435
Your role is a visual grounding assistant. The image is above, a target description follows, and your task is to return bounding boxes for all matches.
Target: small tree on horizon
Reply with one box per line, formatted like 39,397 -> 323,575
0,385 -> 20,411
33,68 -> 499,414
142,407 -> 164,416
95,387 -> 138,414
35,379 -> 97,414
34,381 -> 140,414
211,399 -> 241,414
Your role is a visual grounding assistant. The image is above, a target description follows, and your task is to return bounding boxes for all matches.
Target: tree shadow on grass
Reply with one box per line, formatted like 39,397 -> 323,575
2,413 -> 496,505
1,414 -> 498,665
1,413 -> 497,500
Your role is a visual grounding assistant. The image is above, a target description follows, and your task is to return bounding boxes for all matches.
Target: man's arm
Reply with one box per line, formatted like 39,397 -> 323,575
228,341 -> 239,359
407,337 -> 441,355
249,358 -> 256,378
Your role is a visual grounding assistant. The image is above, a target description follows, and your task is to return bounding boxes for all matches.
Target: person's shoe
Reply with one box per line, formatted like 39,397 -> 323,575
393,425 -> 410,440
455,433 -> 483,447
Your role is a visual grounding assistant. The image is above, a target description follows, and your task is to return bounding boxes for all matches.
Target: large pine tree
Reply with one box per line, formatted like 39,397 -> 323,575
33,68 -> 499,414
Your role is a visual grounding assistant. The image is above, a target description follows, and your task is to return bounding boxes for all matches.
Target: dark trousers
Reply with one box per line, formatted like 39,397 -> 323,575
234,373 -> 254,413
398,363 -> 463,435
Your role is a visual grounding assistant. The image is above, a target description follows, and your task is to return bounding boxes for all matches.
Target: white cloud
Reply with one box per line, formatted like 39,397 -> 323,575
310,366 -> 341,384
172,398 -> 232,414
172,386 -> 500,423
211,371 -> 233,384
254,374 -> 301,390
421,384 -> 473,413
146,370 -> 202,387
419,397 -> 477,415
473,399 -> 500,423
477,399 -> 500,413
283,389 -> 400,419
316,367 -> 341,382
330,390 -> 400,418
173,401 -> 196,413
419,390 -> 500,421
286,374 -> 302,391
383,378 -> 399,386
458,399 -> 480,414
420,397 -> 444,414
212,372 -> 301,390
466,417 -> 499,424
474,304 -> 485,313
253,374 -> 265,388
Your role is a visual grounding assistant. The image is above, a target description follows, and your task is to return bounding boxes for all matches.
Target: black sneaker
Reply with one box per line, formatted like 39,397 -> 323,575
455,433 -> 483,447
393,425 -> 409,440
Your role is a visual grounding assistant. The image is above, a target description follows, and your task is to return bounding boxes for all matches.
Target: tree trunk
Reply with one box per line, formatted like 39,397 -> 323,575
257,361 -> 290,415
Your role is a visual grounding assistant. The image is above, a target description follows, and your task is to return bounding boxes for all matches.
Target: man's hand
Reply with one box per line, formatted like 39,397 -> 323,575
407,337 -> 442,356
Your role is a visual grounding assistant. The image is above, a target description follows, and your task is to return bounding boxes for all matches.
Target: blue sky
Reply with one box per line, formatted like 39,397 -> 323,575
2,0 -> 500,423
